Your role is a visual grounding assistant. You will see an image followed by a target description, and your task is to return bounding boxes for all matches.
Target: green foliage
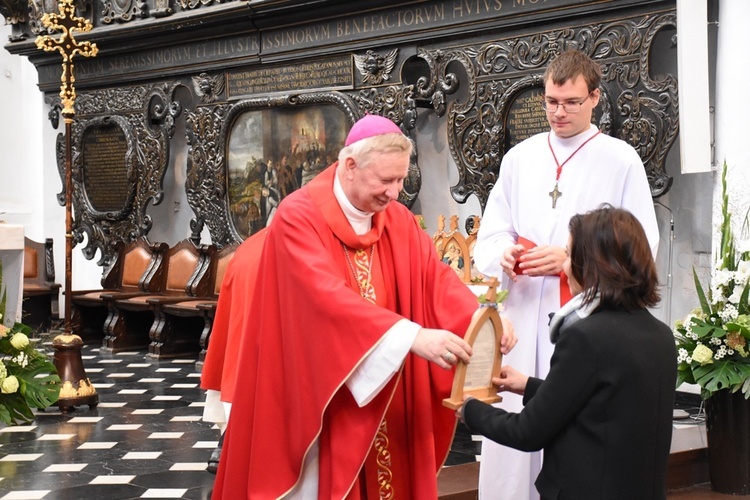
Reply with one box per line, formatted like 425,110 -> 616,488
0,261 -> 60,426
674,160 -> 750,400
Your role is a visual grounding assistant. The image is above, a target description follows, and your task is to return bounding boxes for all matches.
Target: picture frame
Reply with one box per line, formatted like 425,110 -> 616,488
184,91 -> 360,246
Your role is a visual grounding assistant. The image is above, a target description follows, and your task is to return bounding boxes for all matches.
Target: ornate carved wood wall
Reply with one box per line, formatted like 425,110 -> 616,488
417,10 -> 678,207
54,82 -> 181,270
4,0 -> 679,260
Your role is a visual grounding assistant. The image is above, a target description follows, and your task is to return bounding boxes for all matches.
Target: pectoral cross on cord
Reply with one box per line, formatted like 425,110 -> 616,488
547,130 -> 601,209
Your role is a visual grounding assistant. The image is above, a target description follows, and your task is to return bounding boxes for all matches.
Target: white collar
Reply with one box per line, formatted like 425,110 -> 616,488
333,172 -> 373,236
549,124 -> 600,150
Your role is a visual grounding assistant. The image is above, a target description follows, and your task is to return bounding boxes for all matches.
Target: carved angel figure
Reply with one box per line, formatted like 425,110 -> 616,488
191,72 -> 225,103
354,48 -> 398,85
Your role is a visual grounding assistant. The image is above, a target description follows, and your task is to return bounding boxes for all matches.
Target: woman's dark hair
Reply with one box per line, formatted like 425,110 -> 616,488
568,205 -> 660,311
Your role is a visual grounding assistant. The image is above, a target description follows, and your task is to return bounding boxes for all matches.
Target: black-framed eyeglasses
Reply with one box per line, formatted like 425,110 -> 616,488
541,93 -> 593,114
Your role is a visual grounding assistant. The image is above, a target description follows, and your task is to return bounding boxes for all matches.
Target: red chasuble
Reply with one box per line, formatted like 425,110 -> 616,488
200,228 -> 268,403
212,164 -> 479,499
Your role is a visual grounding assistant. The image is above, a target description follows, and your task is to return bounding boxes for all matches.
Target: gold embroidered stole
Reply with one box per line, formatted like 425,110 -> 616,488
343,244 -> 397,499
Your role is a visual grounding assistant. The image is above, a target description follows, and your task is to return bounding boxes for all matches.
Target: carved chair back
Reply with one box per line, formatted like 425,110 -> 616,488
161,239 -> 214,297
103,237 -> 168,292
210,242 -> 240,298
23,237 -> 56,287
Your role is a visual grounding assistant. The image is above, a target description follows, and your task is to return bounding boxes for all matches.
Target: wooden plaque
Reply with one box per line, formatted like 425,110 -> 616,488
443,278 -> 504,410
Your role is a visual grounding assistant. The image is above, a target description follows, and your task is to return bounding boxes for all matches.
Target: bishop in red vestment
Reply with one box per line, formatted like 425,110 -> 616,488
213,115 -> 516,499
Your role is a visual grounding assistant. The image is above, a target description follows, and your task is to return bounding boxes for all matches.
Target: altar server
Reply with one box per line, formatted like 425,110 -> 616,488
473,49 -> 659,500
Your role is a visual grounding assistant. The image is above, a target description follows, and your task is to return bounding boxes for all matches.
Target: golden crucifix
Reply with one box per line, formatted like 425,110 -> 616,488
35,0 -> 99,412
35,0 -> 98,119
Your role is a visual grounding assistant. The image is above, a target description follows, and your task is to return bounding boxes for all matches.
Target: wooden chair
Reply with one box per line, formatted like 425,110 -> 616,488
151,242 -> 239,365
70,238 -> 167,345
106,239 -> 215,357
22,237 -> 61,333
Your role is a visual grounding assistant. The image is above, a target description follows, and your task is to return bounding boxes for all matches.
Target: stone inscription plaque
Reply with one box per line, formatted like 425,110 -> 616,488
227,55 -> 352,98
505,88 -> 548,150
82,124 -> 130,213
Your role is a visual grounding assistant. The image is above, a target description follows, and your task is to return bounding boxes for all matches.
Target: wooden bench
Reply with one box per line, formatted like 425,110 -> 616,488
70,238 -> 167,345
152,242 -> 239,366
22,237 -> 61,333
106,239 -> 215,357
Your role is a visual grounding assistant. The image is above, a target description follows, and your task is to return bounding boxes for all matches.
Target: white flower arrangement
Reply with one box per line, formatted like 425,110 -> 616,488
675,161 -> 750,399
0,263 -> 60,425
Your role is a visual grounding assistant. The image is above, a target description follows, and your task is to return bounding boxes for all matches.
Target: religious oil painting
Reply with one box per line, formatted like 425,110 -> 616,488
442,241 -> 465,278
226,105 -> 348,239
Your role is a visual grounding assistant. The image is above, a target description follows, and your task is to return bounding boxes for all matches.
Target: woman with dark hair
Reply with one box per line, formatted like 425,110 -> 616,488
459,205 -> 676,500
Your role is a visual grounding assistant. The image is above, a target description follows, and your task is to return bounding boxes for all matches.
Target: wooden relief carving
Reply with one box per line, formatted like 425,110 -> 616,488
177,0 -> 216,10
101,0 -> 147,23
191,72 -> 225,104
0,0 -> 28,26
414,48 -> 460,118
417,11 -> 677,210
62,82 -> 181,268
353,48 -> 399,85
185,104 -> 233,246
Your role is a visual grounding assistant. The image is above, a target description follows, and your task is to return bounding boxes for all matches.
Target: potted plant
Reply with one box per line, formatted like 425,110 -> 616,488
0,262 -> 61,426
674,160 -> 750,494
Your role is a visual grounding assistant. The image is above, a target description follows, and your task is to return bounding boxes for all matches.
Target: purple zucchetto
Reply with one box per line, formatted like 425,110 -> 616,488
344,114 -> 403,147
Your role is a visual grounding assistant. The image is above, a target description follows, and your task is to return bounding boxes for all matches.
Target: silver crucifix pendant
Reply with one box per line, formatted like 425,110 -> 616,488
549,183 -> 562,208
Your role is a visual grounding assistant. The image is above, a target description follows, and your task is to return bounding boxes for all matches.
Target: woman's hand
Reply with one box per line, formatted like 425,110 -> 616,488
455,395 -> 476,423
493,365 -> 528,396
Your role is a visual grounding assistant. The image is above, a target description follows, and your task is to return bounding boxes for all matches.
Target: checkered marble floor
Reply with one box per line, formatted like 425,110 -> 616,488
0,343 -> 216,500
0,342 -> 479,499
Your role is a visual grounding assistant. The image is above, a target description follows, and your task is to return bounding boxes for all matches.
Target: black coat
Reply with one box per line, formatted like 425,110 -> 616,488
463,307 -> 677,500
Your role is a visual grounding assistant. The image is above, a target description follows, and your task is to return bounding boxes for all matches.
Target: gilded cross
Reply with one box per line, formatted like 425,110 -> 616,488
35,0 -> 98,119
549,183 -> 562,209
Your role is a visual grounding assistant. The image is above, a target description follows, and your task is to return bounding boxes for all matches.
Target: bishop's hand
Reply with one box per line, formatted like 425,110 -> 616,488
411,328 -> 472,369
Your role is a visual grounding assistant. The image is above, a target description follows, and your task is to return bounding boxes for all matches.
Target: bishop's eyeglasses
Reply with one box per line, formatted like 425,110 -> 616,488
541,93 -> 593,114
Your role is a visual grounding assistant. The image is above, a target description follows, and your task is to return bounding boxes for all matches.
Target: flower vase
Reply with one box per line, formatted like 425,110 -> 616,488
706,389 -> 750,494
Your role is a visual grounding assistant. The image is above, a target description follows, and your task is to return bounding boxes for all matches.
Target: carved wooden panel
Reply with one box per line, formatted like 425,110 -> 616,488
61,82 -> 182,269
415,10 -> 677,209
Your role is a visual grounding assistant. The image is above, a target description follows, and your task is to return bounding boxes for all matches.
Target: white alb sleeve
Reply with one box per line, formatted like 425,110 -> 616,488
346,319 -> 420,406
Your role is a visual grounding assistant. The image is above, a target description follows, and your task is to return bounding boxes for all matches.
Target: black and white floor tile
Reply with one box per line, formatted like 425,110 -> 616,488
0,341 -> 479,499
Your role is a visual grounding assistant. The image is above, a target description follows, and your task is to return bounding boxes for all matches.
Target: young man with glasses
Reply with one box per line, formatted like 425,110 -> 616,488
472,49 -> 660,500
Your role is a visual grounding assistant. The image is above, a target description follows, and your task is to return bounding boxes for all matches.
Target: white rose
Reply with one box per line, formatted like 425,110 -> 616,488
692,344 -> 714,365
10,333 -> 29,350
1,375 -> 19,394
